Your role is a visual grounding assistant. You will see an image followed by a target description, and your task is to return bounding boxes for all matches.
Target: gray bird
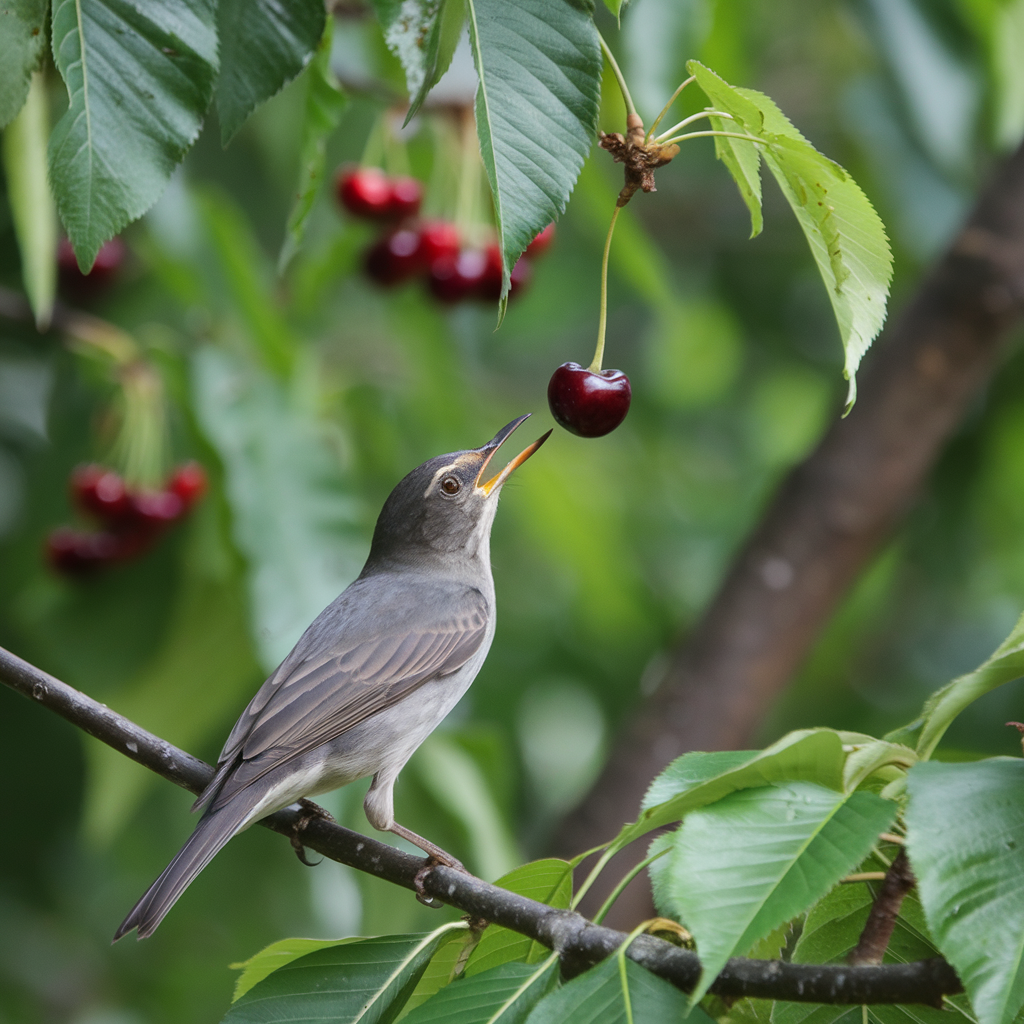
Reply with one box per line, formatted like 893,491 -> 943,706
115,415 -> 550,940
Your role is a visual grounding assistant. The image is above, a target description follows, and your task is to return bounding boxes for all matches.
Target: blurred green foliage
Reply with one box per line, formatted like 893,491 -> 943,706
1,0 -> 1023,1021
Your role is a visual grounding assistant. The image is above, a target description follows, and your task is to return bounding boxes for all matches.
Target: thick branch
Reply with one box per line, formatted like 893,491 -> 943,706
0,644 -> 961,1005
560,141 -> 1024,872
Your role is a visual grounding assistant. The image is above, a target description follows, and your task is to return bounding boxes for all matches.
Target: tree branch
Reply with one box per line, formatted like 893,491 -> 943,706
849,849 -> 917,966
0,644 -> 961,1005
558,141 -> 1024,891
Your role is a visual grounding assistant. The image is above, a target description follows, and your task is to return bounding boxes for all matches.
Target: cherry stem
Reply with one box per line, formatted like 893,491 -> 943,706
654,109 -> 734,144
658,129 -> 767,148
598,32 -> 637,118
455,107 -> 483,247
589,204 -> 621,374
360,114 -> 386,169
592,846 -> 670,926
645,75 -> 695,144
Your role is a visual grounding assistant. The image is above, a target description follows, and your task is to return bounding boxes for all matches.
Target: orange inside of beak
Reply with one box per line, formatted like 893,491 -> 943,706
476,431 -> 552,496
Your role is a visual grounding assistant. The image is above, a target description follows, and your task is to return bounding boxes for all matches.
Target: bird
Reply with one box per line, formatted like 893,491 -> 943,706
115,415 -> 550,940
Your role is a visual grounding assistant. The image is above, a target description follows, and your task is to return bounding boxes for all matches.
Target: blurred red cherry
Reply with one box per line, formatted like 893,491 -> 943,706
547,362 -> 632,437
478,245 -> 532,301
418,221 -> 461,265
58,237 -> 125,291
364,228 -> 426,286
131,490 -> 185,531
168,462 -> 207,507
428,249 -> 488,303
71,465 -> 133,524
336,166 -> 392,220
525,223 -> 555,259
47,528 -> 122,575
387,176 -> 423,220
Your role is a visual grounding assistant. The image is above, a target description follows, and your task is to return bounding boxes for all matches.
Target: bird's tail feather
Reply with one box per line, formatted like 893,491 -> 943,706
114,801 -> 253,940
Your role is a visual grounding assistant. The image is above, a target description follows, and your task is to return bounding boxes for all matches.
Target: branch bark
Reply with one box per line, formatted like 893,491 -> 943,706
849,849 -> 917,966
558,141 -> 1024,878
0,643 -> 961,1006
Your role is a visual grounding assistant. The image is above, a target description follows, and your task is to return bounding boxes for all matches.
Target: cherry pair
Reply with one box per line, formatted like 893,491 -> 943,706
47,462 -> 207,576
336,167 -> 423,222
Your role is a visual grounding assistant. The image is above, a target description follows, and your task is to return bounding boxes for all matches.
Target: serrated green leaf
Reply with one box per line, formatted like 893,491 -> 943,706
687,61 -> 892,410
665,782 -> 896,1005
907,759 -> 1024,1024
524,954 -> 705,1024
222,928 -> 461,1023
232,936 -> 365,1002
887,610 -> 1024,760
399,930 -> 479,1018
48,0 -> 218,269
467,0 -> 601,314
191,346 -> 366,671
215,0 -> 325,145
370,0 -> 466,123
614,729 -> 846,850
278,18 -> 348,274
403,960 -> 557,1024
0,0 -> 48,129
2,70 -> 56,329
466,859 -> 572,976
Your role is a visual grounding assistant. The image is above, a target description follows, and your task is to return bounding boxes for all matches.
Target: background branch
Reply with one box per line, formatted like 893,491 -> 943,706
558,140 -> 1024,920
0,644 -> 961,1006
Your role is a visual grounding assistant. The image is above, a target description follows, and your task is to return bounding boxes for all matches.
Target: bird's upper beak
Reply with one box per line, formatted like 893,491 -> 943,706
474,414 -> 552,497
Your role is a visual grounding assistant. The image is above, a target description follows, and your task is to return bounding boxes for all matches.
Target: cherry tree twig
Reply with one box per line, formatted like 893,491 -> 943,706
0,644 -> 961,1005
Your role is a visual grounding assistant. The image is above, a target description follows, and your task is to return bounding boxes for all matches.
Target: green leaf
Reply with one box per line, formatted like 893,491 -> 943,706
402,960 -> 557,1024
2,70 -> 56,329
82,505 -> 262,845
842,740 -> 917,792
887,610 -> 1024,760
191,346 -> 366,671
523,954 -> 705,1024
687,61 -> 892,410
906,759 -> 1024,1024
222,928 -> 461,1023
48,0 -> 218,269
278,18 -> 348,274
664,782 -> 896,1005
0,0 -> 48,129
615,729 -> 846,850
232,936 -> 365,1002
466,859 -> 573,976
412,734 -> 521,881
466,0 -> 601,314
370,0 -> 466,123
400,930 -> 480,1018
214,0 -> 325,145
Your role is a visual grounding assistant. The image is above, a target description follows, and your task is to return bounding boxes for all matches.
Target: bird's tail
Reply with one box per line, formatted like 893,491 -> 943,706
114,801 -> 253,940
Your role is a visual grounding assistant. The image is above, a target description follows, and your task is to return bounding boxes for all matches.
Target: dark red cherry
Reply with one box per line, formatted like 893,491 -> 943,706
525,223 -> 555,259
336,166 -> 392,220
547,362 -> 632,437
427,249 -> 488,303
387,176 -> 423,219
130,490 -> 185,531
418,221 -> 460,264
71,465 -> 133,524
168,462 -> 207,507
478,245 -> 532,301
364,228 -> 426,286
46,527 -> 121,575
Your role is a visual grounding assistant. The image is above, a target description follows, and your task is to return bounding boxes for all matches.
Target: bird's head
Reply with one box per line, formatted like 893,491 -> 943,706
366,415 -> 551,567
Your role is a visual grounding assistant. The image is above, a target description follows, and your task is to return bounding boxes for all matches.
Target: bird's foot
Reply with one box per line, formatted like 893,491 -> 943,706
289,799 -> 335,866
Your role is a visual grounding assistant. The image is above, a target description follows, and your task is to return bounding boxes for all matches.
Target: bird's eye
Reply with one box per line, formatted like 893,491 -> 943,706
440,476 -> 461,495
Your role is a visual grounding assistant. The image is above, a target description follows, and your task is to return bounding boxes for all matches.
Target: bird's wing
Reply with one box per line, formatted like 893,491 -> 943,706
206,580 -> 489,799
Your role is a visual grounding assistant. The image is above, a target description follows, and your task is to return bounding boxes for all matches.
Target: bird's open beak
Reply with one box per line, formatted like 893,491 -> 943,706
475,415 -> 552,497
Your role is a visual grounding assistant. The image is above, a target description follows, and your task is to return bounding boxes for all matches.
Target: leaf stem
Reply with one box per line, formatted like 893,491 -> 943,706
645,76 -> 695,144
598,32 -> 636,118
654,110 -> 734,144
570,843 -> 619,910
657,129 -> 767,148
617,921 -> 652,1024
589,205 -> 621,374
593,847 -> 670,925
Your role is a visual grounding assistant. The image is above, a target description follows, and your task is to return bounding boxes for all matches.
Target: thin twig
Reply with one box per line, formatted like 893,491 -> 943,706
0,645 -> 962,1004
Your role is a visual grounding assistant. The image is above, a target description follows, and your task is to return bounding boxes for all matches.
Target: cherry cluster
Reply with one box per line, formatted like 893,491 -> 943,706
335,166 -> 553,303
47,463 -> 207,576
